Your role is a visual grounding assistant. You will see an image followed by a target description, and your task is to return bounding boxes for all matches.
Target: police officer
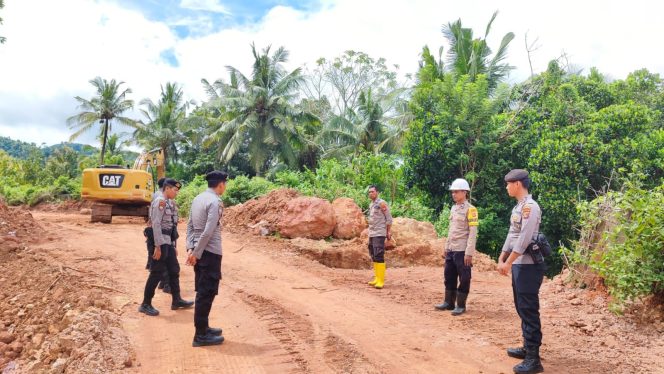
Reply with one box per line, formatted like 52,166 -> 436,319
144,177 -> 166,270
366,185 -> 392,289
185,171 -> 227,347
435,178 -> 478,315
139,178 -> 194,316
497,169 -> 545,374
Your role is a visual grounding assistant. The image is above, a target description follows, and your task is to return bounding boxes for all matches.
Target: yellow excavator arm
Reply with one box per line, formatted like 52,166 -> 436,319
133,148 -> 165,180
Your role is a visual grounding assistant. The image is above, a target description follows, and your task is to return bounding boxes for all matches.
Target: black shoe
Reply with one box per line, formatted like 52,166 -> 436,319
138,303 -> 159,316
434,290 -> 456,310
507,346 -> 526,359
171,299 -> 194,310
451,292 -> 468,316
192,333 -> 225,347
513,346 -> 544,373
207,327 -> 223,336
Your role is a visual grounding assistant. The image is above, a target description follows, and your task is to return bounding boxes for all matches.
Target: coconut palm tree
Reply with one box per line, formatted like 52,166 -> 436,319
321,88 -> 410,158
443,11 -> 514,90
205,43 -> 307,176
0,0 -> 6,44
67,77 -> 137,165
135,82 -> 190,169
105,133 -> 131,157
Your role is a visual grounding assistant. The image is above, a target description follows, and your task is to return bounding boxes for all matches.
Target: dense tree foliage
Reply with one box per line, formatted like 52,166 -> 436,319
2,16 -> 662,294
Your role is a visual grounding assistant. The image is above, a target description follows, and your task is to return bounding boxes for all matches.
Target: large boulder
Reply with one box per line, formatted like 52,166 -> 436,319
360,217 -> 438,249
290,238 -> 370,269
390,217 -> 438,247
332,198 -> 367,239
277,197 -> 336,239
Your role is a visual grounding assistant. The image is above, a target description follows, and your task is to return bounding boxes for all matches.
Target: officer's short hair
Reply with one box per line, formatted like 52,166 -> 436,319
163,178 -> 182,189
520,177 -> 531,190
367,185 -> 379,193
206,171 -> 228,188
157,177 -> 166,189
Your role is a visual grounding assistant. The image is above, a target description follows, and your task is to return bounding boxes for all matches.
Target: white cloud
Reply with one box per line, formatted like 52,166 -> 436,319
1,0 -> 663,147
179,0 -> 231,15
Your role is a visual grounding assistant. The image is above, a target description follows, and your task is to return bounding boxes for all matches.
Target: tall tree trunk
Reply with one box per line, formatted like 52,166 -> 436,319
100,119 -> 109,165
162,146 -> 168,171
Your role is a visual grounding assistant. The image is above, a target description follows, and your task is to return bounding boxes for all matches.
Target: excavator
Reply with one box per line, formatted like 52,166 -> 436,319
80,148 -> 165,223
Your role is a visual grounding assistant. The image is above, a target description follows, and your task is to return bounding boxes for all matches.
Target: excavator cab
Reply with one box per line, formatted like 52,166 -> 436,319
81,149 -> 165,223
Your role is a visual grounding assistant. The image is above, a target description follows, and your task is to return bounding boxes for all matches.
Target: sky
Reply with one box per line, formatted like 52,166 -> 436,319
1,0 -> 663,148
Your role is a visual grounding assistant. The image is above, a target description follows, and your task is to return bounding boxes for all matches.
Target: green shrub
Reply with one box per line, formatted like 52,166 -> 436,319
175,175 -> 207,217
564,180 -> 664,311
223,176 -> 277,206
433,205 -> 451,237
391,195 -> 434,222
175,175 -> 278,216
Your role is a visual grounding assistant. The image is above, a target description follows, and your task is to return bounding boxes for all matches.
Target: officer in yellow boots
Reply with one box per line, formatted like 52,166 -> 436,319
366,185 -> 393,289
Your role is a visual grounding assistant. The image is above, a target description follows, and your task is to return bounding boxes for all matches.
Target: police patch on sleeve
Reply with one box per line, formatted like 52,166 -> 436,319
522,205 -> 531,219
158,200 -> 166,211
467,206 -> 479,227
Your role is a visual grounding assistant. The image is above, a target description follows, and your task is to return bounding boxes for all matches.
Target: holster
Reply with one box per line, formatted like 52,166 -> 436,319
144,227 -> 155,247
162,228 -> 179,241
526,246 -> 545,264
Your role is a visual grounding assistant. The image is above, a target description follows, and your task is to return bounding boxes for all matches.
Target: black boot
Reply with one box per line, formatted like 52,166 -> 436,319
513,346 -> 544,373
172,298 -> 194,310
193,330 -> 225,347
138,303 -> 159,316
162,284 -> 171,294
451,292 -> 468,316
507,346 -> 526,359
207,327 -> 223,336
434,290 -> 456,310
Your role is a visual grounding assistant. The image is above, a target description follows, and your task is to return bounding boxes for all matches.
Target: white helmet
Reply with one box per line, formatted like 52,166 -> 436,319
449,178 -> 470,191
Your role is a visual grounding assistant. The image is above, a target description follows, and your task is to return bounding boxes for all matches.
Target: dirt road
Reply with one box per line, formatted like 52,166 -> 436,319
31,212 -> 664,374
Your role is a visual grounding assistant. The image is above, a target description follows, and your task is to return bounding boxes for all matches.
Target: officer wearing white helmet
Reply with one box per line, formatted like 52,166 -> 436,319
434,178 -> 478,315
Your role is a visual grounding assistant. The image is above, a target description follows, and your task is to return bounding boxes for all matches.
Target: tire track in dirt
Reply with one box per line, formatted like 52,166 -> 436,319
238,290 -> 381,374
239,292 -> 313,372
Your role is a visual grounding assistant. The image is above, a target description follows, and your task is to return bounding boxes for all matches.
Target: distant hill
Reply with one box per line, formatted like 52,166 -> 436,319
0,136 -> 138,162
0,136 -> 40,159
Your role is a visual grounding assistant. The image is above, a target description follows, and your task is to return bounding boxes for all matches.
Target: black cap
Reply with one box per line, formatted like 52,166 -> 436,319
206,171 -> 228,183
504,169 -> 529,182
163,178 -> 182,189
157,177 -> 166,188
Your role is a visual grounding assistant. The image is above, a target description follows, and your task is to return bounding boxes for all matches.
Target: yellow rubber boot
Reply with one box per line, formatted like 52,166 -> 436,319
374,262 -> 386,289
368,263 -> 378,286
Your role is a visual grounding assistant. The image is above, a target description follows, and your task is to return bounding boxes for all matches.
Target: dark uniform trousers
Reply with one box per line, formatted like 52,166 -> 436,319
512,263 -> 545,348
444,251 -> 472,294
144,227 -> 171,286
367,236 -> 386,263
143,244 -> 181,303
194,250 -> 222,334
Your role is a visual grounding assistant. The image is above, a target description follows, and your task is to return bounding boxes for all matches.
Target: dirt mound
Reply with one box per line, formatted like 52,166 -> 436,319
0,204 -> 134,373
277,197 -> 336,239
290,238 -> 370,269
290,236 -> 448,270
389,217 -> 438,248
0,200 -> 45,244
331,198 -> 366,239
471,252 -> 497,271
360,217 -> 438,250
225,189 -> 300,233
31,200 -> 93,213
